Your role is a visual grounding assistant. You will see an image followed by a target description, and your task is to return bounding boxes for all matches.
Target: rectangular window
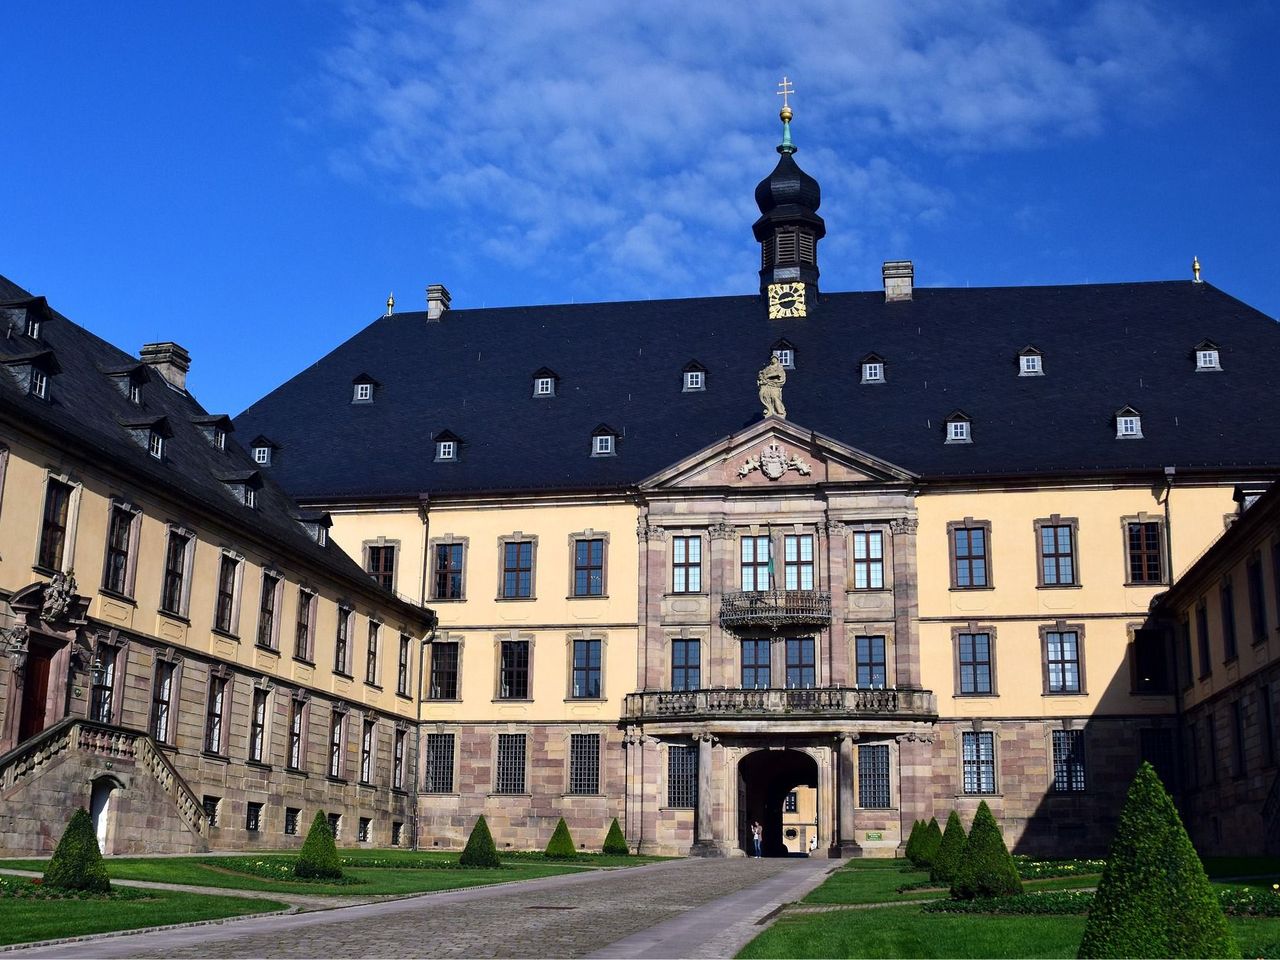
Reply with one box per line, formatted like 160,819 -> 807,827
957,632 -> 994,695
246,801 -> 262,833
284,807 -> 300,836
1052,729 -> 1086,792
785,637 -> 816,689
499,640 -> 529,699
160,530 -> 190,615
1205,712 -> 1219,784
1233,700 -> 1247,778
287,697 -> 305,770
857,744 -> 891,808
1263,683 -> 1277,767
962,731 -> 996,794
855,636 -> 886,689
367,544 -> 395,591
295,589 -> 315,661
1222,580 -> 1238,661
327,813 -> 341,838
667,745 -> 697,808
952,526 -> 988,588
335,607 -> 351,675
90,646 -> 117,723
1139,729 -> 1176,790
572,638 -> 602,698
358,817 -> 371,842
1126,521 -> 1163,584
214,554 -> 239,634
1046,630 -> 1082,693
1249,556 -> 1268,644
248,688 -> 268,763
671,639 -> 701,691
783,534 -> 815,590
429,642 -> 459,699
148,431 -> 165,459
1131,628 -> 1170,694
203,796 -> 220,826
851,531 -> 885,590
672,536 -> 702,593
30,368 -> 48,399
393,729 -> 406,790
569,733 -> 600,794
741,639 -> 771,689
329,710 -> 346,779
784,791 -> 798,813
1039,524 -> 1077,586
392,822 -> 404,846
366,622 -> 380,685
150,661 -> 176,742
434,543 -> 464,599
360,719 -> 375,784
573,538 -> 605,596
38,480 -> 72,571
425,733 -> 455,793
501,541 -> 534,598
740,535 -> 771,592
397,634 -> 411,696
257,573 -> 280,649
103,505 -> 134,595
204,676 -> 228,754
1196,603 -> 1211,679
495,733 -> 527,794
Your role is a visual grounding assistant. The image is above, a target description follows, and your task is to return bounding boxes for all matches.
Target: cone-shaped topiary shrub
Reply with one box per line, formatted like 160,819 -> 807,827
1078,762 -> 1236,959
459,814 -> 501,868
295,810 -> 343,879
544,817 -> 577,859
43,807 -> 111,893
930,811 -> 967,884
951,801 -> 1022,899
904,819 -> 924,865
918,817 -> 943,867
602,817 -> 629,856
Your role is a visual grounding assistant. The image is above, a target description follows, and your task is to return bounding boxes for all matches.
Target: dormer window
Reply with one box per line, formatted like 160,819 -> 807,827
120,415 -> 171,460
24,316 -> 41,340
192,415 -> 233,451
253,446 -> 270,464
220,470 -> 262,508
351,373 -> 379,404
249,436 -> 276,466
860,354 -> 885,384
591,424 -> 619,457
945,412 -> 972,444
1115,406 -> 1143,439
129,381 -> 142,404
772,340 -> 796,370
30,368 -> 48,400
213,428 -> 226,450
297,511 -> 332,546
3,349 -> 61,401
531,367 -> 560,398
245,486 -> 257,508
1018,347 -> 1044,377
682,361 -> 707,393
433,430 -> 462,462
1194,340 -> 1221,372
148,431 -> 165,460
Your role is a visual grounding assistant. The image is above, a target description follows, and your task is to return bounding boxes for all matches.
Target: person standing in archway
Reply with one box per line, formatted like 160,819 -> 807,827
751,820 -> 763,858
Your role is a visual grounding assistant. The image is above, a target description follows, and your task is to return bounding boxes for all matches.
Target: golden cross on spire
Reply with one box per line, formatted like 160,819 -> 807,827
776,75 -> 795,109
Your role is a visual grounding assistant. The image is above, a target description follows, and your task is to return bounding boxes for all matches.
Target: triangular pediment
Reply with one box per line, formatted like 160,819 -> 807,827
639,417 -> 917,490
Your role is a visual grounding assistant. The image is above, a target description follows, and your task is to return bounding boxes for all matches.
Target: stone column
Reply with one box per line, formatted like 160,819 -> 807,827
823,519 -> 849,685
708,522 -> 735,688
690,733 -> 726,856
889,517 -> 921,689
831,734 -> 862,857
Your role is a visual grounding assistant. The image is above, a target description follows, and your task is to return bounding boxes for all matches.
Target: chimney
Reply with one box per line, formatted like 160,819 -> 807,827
139,342 -> 191,391
426,284 -> 451,322
882,260 -> 914,303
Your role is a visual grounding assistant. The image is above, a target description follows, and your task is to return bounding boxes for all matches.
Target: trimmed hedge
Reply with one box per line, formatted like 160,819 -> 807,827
544,818 -> 577,860
1078,762 -> 1236,959
42,808 -> 111,894
295,810 -> 343,880
602,818 -> 629,856
930,811 -> 966,884
926,890 -> 1094,916
459,815 -> 501,868
917,817 -> 943,868
904,820 -> 924,865
950,801 -> 1022,900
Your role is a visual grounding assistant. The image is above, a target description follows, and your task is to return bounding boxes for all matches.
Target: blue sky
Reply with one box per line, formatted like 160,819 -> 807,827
2,1 -> 1277,416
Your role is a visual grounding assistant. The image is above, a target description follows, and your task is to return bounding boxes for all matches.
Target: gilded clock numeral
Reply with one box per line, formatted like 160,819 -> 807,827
768,282 -> 807,319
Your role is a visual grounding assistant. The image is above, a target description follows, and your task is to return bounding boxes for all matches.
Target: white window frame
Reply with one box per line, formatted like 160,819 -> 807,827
148,430 -> 165,460
773,348 -> 794,369
24,316 -> 41,339
593,434 -> 615,456
128,381 -> 142,405
1196,349 -> 1221,371
683,370 -> 704,392
245,486 -> 257,509
353,382 -> 373,402
212,427 -> 226,450
861,361 -> 884,384
436,440 -> 456,461
30,368 -> 49,399
533,376 -> 555,397
1019,354 -> 1043,376
946,420 -> 971,443
1116,415 -> 1143,439
252,446 -> 271,465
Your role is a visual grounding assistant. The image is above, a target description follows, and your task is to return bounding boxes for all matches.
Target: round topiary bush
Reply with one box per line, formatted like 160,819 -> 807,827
544,817 -> 577,860
295,810 -> 343,880
1078,762 -> 1237,959
917,817 -> 943,867
602,817 -> 629,856
43,807 -> 111,894
930,810 -> 967,884
951,801 -> 1022,900
904,819 -> 924,865
459,814 -> 501,868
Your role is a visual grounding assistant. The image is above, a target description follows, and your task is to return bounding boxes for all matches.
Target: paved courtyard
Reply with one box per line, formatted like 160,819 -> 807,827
9,856 -> 836,959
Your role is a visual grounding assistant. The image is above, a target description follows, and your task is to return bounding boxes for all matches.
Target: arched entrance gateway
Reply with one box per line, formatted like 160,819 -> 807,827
738,749 -> 818,857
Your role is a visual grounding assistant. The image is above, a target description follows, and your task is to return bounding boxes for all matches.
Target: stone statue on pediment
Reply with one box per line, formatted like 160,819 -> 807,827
758,356 -> 787,418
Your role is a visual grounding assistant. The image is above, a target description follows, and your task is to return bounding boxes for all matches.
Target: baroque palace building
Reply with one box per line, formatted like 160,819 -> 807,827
0,280 -> 436,856
232,101 -> 1280,859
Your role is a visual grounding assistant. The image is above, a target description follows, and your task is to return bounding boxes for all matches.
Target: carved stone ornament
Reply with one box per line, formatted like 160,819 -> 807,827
636,519 -> 668,542
889,517 -> 920,535
40,571 -> 79,623
0,624 -> 30,672
739,442 -> 812,481
708,522 -> 736,541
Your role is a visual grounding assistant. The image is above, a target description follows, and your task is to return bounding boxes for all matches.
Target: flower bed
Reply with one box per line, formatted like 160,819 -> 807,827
924,890 -> 1094,915
208,856 -> 364,884
1013,857 -> 1106,879
0,876 -> 150,902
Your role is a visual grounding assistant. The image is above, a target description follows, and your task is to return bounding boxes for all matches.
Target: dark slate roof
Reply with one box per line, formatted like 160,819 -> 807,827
233,281 -> 1280,501
0,275 -> 431,626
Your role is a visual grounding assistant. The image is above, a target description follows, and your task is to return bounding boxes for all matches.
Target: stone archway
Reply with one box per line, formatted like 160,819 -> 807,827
89,775 -> 122,854
737,749 -> 819,857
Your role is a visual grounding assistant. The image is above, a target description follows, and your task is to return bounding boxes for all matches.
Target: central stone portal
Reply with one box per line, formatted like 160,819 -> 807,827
737,748 -> 819,857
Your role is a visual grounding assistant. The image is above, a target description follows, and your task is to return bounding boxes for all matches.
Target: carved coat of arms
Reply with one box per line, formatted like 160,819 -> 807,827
40,571 -> 79,623
739,442 -> 812,481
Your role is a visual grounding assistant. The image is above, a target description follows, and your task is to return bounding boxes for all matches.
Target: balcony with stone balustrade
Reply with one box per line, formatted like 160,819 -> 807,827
622,686 -> 936,723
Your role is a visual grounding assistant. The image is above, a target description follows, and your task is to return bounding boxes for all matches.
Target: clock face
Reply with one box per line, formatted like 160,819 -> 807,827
768,282 -> 807,319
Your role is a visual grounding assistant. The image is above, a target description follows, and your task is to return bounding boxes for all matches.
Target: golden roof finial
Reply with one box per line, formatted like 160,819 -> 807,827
386,292 -> 395,316
776,75 -> 795,123
1191,256 -> 1202,284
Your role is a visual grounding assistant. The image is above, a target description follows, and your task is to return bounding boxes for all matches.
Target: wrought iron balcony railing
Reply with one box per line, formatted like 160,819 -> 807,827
623,686 -> 936,722
719,590 -> 831,631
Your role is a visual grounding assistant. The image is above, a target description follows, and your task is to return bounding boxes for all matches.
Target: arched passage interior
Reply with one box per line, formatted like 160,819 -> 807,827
737,748 -> 819,857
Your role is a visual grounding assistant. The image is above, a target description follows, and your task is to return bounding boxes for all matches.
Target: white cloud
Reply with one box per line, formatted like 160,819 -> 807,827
311,0 -> 1210,298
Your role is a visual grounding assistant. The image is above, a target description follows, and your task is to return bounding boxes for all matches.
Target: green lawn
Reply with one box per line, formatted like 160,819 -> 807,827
0,889 -> 286,946
802,861 -> 1099,906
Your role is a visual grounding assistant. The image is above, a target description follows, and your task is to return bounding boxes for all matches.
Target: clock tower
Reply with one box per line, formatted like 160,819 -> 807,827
754,78 -> 825,319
